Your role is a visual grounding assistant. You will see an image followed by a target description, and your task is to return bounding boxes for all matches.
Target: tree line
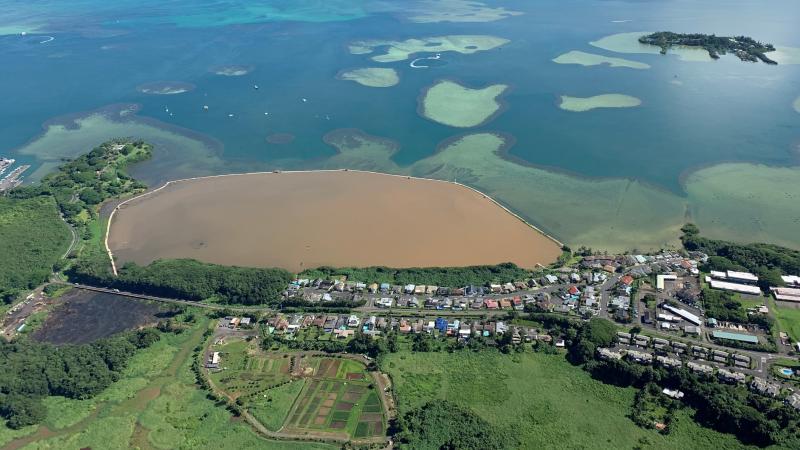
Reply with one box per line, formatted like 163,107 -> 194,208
68,258 -> 292,306
300,262 -> 531,287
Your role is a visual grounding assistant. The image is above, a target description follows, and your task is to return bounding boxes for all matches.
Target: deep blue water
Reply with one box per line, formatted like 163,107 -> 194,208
1,0 -> 799,193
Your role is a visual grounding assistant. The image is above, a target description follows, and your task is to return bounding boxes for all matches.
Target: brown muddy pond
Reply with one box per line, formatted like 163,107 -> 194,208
108,171 -> 561,272
32,289 -> 164,345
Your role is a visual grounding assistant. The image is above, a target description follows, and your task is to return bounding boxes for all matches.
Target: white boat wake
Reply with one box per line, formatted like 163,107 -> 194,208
410,53 -> 441,69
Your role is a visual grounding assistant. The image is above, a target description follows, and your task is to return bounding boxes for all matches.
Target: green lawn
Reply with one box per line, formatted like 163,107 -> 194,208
735,294 -> 766,309
384,350 -> 762,449
771,298 -> 800,342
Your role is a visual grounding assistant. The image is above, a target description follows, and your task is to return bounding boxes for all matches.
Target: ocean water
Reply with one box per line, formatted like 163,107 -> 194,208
1,0 -> 799,249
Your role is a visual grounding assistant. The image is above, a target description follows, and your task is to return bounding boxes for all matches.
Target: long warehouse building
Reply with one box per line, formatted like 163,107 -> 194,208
662,304 -> 702,326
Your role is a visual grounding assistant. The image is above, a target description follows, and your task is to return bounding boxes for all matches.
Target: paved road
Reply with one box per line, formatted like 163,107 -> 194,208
59,283 -> 539,317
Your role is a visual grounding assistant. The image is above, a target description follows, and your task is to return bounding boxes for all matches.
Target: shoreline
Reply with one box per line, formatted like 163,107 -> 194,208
105,168 -> 565,276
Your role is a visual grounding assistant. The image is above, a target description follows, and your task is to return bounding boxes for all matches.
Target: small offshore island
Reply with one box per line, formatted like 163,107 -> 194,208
638,32 -> 778,64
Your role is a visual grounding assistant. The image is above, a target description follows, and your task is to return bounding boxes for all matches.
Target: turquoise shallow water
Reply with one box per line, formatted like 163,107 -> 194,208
1,0 -> 799,248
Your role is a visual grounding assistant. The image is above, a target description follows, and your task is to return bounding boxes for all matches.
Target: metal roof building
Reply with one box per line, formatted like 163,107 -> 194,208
712,330 -> 759,344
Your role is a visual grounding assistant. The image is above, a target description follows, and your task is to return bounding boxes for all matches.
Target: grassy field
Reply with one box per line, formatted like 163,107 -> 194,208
384,350 -> 763,449
771,298 -> 800,342
250,379 -> 307,431
1,316 -> 338,450
0,196 -> 71,295
734,293 -> 766,309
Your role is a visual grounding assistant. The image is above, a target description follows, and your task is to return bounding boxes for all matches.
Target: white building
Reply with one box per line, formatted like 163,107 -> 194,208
707,278 -> 761,295
656,273 -> 677,291
662,304 -> 702,326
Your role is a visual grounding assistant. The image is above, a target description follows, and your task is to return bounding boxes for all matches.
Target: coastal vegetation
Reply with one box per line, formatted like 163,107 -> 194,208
639,32 -> 777,64
300,262 -> 530,287
338,67 -> 399,87
590,31 -> 713,62
681,224 -> 799,288
552,50 -> 650,69
0,196 -> 71,303
559,94 -> 642,112
349,35 -> 509,63
420,80 -> 508,127
69,258 -> 292,305
11,139 -> 151,277
16,106 -> 225,182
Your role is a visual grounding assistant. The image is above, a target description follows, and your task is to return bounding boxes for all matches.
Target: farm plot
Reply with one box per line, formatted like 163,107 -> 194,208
209,340 -> 292,401
210,348 -> 386,440
283,357 -> 386,439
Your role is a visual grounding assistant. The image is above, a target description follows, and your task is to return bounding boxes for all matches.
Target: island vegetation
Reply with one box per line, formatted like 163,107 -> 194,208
639,32 -> 777,64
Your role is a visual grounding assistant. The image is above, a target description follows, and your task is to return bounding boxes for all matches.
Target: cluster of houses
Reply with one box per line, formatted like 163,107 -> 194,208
262,313 -> 553,345
287,278 -> 538,298
614,331 -> 752,369
375,294 -> 533,311
581,252 -> 699,277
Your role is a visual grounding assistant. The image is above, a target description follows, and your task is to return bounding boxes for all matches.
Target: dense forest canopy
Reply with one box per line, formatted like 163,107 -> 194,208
0,197 -> 71,302
69,258 -> 292,305
395,400 -> 513,449
0,329 -> 160,428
